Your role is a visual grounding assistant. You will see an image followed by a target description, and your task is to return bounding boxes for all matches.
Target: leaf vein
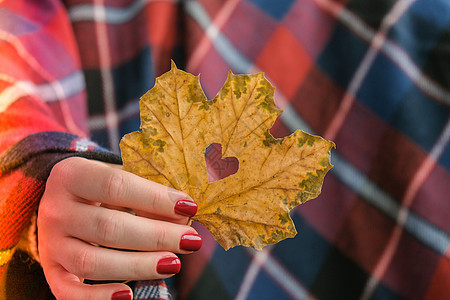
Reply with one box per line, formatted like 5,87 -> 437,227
121,141 -> 177,188
223,78 -> 259,154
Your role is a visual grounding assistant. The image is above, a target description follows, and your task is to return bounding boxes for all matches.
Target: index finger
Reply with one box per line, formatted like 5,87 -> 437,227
53,157 -> 197,220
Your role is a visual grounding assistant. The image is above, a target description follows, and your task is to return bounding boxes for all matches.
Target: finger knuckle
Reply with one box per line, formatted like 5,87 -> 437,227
37,198 -> 61,228
154,225 -> 168,250
130,255 -> 146,278
73,247 -> 97,278
147,189 -> 163,212
49,157 -> 78,185
95,212 -> 122,246
103,172 -> 127,202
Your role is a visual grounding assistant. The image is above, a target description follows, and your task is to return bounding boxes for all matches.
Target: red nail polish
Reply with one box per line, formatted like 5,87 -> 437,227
174,199 -> 198,217
112,290 -> 132,300
180,234 -> 203,251
157,257 -> 181,274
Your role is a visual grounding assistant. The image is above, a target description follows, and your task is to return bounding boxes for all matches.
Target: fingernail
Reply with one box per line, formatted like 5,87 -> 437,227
112,290 -> 132,300
180,234 -> 203,251
174,199 -> 198,217
157,257 -> 181,274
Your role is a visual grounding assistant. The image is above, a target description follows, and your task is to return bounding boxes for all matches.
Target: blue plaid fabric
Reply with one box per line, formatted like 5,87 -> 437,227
176,1 -> 450,299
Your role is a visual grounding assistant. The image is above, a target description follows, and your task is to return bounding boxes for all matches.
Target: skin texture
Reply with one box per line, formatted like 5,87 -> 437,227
37,157 -> 200,300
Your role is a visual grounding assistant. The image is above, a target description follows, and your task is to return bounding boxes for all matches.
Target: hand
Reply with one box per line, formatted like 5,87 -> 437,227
37,157 -> 201,300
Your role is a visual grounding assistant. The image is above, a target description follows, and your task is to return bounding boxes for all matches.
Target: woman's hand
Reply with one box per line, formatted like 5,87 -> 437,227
37,157 -> 201,300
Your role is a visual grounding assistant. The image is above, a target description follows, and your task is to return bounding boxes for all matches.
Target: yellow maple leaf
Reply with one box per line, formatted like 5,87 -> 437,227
120,62 -> 334,250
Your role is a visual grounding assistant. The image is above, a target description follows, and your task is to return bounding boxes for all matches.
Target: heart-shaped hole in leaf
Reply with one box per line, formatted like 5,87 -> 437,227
205,143 -> 239,183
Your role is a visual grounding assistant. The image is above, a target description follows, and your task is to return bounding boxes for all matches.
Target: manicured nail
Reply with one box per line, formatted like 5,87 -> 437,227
174,199 -> 198,217
112,290 -> 132,300
180,234 -> 203,251
157,257 -> 181,274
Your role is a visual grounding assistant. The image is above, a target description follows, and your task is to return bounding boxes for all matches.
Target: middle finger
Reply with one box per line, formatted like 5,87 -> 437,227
64,202 -> 202,253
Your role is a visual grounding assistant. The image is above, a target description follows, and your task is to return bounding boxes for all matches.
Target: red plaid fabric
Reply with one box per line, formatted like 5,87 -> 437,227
0,0 -> 169,298
1,0 -> 449,299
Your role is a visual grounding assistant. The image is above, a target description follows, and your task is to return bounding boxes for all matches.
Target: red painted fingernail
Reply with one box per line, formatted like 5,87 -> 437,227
157,257 -> 181,274
112,290 -> 132,300
174,199 -> 198,217
180,234 -> 203,251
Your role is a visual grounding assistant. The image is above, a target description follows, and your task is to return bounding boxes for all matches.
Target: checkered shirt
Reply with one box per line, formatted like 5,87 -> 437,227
1,0 -> 449,299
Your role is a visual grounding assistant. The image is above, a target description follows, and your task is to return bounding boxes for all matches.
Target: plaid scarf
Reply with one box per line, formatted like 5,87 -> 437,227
1,0 -> 449,299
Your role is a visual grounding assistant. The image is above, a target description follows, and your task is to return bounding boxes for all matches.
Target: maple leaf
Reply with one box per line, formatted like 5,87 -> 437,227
120,62 -> 334,250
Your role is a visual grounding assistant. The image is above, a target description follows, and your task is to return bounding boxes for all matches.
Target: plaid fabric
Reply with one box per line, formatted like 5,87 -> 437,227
1,0 -> 449,299
0,0 -> 169,298
134,280 -> 172,300
178,1 -> 450,300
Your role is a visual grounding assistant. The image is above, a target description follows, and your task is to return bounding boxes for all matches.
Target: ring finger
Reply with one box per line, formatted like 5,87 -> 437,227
55,237 -> 181,281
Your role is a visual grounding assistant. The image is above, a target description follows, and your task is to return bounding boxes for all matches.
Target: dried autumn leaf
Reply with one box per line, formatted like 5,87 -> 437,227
120,62 -> 334,250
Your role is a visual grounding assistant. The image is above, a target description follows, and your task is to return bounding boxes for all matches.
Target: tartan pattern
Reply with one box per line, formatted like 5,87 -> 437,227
134,280 -> 172,300
0,1 -> 449,300
181,0 -> 450,299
